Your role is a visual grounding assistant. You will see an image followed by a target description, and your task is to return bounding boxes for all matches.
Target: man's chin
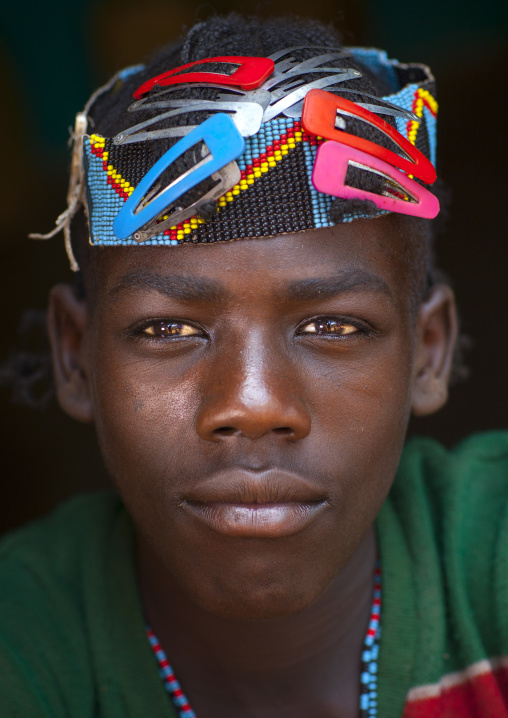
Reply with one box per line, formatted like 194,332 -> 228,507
184,569 -> 332,621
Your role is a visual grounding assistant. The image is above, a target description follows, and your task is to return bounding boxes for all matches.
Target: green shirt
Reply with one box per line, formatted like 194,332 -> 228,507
2,432 -> 508,717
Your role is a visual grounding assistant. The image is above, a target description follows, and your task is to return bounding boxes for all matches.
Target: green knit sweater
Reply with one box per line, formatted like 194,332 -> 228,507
1,432 -> 508,717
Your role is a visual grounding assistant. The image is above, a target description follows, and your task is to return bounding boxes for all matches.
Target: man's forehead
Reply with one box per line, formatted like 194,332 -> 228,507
97,218 -> 408,304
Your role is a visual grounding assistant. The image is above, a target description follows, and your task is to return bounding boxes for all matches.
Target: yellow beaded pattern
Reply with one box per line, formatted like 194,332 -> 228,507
407,89 -> 438,147
90,134 -> 135,200
216,126 -> 308,210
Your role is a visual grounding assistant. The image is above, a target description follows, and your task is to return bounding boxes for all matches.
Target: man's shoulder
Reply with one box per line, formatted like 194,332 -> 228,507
404,429 -> 508,463
0,490 -> 126,636
0,491 -> 130,716
386,430 -> 508,545
0,490 -> 123,583
395,429 -> 508,500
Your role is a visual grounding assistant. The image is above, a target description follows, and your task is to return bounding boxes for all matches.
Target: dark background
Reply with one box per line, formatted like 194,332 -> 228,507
1,0 -> 507,534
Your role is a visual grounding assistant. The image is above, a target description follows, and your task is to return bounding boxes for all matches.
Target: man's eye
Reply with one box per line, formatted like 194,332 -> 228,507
142,321 -> 201,338
299,319 -> 359,336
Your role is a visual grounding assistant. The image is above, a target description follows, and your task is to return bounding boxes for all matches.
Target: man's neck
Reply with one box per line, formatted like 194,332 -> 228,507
137,528 -> 377,718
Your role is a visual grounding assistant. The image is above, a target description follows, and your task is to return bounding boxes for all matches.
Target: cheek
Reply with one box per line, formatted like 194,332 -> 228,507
310,332 -> 414,448
305,334 -> 415,519
90,346 -> 202,497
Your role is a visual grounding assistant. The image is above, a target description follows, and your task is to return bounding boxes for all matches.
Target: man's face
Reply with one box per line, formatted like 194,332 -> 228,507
55,216 -> 448,619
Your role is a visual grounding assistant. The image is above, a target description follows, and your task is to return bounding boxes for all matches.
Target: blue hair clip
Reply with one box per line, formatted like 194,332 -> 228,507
113,113 -> 245,240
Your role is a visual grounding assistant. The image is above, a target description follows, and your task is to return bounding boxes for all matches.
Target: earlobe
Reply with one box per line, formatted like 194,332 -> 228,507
411,284 -> 458,417
47,284 -> 94,423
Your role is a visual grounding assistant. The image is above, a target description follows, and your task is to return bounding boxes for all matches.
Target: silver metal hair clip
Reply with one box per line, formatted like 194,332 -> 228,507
348,160 -> 419,204
283,88 -> 420,122
261,70 -> 362,122
114,101 -> 264,145
263,61 -> 361,91
132,161 -> 241,242
333,107 -> 414,162
264,78 -> 306,99
129,87 -> 272,113
332,90 -> 420,122
272,53 -> 353,77
267,46 -> 351,63
216,89 -> 272,108
266,48 -> 419,124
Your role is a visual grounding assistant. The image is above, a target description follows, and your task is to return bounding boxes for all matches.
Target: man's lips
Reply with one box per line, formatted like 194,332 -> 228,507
181,469 -> 329,538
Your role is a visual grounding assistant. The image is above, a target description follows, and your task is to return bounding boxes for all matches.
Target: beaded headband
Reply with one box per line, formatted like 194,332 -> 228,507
32,47 -> 439,270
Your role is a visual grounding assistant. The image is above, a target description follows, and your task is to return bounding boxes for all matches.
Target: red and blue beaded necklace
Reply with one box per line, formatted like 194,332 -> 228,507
147,560 -> 381,718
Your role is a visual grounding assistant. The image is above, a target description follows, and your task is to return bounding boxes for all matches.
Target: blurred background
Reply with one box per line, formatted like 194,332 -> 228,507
1,0 -> 507,534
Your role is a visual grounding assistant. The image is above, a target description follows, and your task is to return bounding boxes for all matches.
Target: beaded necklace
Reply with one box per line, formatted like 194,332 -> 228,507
147,560 -> 381,718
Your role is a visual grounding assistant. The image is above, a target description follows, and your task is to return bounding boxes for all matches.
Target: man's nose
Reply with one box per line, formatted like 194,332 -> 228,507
195,333 -> 311,442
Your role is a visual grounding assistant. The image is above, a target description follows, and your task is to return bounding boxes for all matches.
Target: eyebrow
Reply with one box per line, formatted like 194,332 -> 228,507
108,271 -> 229,304
282,269 -> 394,303
108,268 -> 392,306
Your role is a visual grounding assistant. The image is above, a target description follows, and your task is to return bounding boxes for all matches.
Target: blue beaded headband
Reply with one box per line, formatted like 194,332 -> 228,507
31,47 -> 438,270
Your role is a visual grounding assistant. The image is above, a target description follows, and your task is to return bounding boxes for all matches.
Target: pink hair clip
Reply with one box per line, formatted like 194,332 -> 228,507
302,89 -> 436,185
133,56 -> 275,98
313,141 -> 440,219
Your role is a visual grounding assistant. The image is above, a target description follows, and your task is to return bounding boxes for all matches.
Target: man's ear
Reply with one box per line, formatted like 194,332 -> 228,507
47,284 -> 94,423
411,284 -> 458,417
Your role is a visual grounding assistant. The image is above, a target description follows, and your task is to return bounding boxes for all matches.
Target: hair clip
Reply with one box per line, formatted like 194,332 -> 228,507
278,53 -> 346,72
114,101 -> 264,145
133,57 -> 275,99
264,77 -> 306,100
215,88 -> 272,108
302,89 -> 436,184
113,113 -> 245,239
312,141 -> 439,219
302,89 -> 419,122
268,53 -> 354,82
129,86 -> 272,112
268,46 -> 350,63
283,91 -> 419,122
262,70 -> 362,122
131,162 -> 241,242
261,71 -> 360,103
262,61 -> 361,92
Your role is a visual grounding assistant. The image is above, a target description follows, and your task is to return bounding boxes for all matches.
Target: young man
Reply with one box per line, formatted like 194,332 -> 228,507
2,14 -> 508,718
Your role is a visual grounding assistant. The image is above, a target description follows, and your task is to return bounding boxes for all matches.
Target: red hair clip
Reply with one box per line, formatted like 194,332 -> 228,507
133,56 -> 275,99
302,89 -> 436,185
